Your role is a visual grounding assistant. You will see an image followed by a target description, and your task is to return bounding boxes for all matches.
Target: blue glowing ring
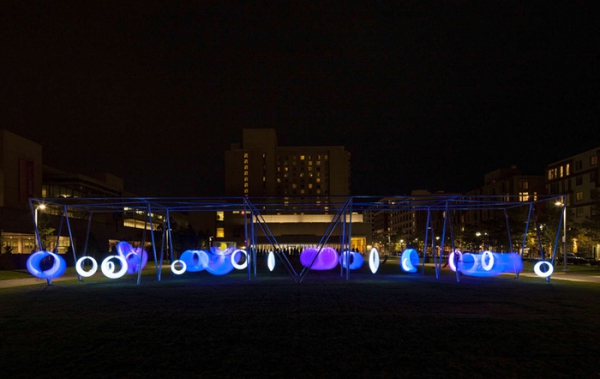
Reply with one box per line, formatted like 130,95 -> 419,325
76,256 -> 98,277
231,249 -> 248,270
171,259 -> 187,275
339,251 -> 364,270
101,255 -> 128,279
459,253 -> 480,275
267,251 -> 275,271
401,249 -> 420,273
534,261 -> 554,278
369,248 -> 380,274
481,251 -> 495,271
180,250 -> 209,272
26,251 -> 67,279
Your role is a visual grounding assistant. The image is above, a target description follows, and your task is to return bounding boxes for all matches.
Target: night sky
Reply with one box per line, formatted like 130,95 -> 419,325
1,2 -> 598,197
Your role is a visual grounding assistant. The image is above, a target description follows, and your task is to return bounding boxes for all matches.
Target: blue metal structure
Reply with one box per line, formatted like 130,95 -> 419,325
28,194 -> 567,285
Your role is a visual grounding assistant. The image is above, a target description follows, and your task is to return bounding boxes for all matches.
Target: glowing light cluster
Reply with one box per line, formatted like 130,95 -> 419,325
116,241 -> 148,274
26,251 -> 67,280
400,249 -> 420,273
170,247 -> 246,276
339,251 -> 364,270
448,251 -> 523,277
300,247 -> 339,270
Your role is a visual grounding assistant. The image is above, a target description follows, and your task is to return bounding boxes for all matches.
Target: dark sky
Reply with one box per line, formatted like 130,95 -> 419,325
1,2 -> 598,197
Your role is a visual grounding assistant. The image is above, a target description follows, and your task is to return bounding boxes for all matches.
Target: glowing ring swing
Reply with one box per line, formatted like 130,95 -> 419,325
448,251 -> 462,272
75,256 -> 99,277
26,251 -> 67,279
267,251 -> 275,272
231,249 -> 248,270
101,255 -> 129,279
171,259 -> 187,275
401,249 -> 419,273
534,261 -> 554,278
481,251 -> 495,271
369,248 -> 380,274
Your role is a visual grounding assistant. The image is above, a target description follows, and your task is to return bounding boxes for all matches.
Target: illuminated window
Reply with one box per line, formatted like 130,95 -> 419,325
244,159 -> 248,164
560,166 -> 564,178
566,163 -> 570,176
308,183 -> 313,189
592,155 -> 598,166
244,171 -> 248,176
576,191 -> 583,201
244,177 -> 248,182
292,184 -> 297,189
308,161 -> 313,166
316,160 -> 321,165
244,189 -> 248,194
216,228 -> 225,238
244,165 -> 248,170
244,153 -> 248,158
216,211 -> 224,221
519,192 -> 529,202
300,155 -> 305,160
316,178 -> 321,183
244,183 -> 248,188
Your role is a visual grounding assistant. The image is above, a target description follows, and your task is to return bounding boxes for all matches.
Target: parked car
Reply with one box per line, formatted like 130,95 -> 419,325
564,253 -> 593,265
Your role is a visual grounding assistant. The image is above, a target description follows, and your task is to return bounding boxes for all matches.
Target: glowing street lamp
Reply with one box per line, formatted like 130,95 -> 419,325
555,198 -> 568,272
34,204 -> 46,228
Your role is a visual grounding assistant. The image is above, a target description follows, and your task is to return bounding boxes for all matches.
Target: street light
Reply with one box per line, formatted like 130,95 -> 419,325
34,204 -> 46,228
555,198 -> 568,272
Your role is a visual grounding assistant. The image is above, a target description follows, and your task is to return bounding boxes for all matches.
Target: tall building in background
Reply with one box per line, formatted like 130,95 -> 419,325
225,129 -> 351,198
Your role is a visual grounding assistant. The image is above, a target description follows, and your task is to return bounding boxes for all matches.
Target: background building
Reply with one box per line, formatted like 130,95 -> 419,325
546,147 -> 600,258
225,128 -> 351,198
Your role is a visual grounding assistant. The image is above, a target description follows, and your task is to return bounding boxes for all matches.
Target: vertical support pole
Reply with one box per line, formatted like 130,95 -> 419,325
80,212 -> 94,281
423,208 -> 431,277
347,198 -> 353,280
562,197 -> 568,272
504,209 -> 513,253
167,211 -> 175,273
63,206 -> 80,282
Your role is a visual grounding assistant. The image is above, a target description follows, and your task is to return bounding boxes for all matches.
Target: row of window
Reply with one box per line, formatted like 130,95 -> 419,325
548,154 -> 598,180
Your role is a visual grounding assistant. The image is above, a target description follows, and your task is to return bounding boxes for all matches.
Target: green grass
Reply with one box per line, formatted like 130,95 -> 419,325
2,259 -> 600,378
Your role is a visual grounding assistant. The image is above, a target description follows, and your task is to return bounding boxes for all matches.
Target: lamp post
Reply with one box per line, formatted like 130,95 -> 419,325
34,204 -> 46,228
34,204 -> 46,251
555,198 -> 567,272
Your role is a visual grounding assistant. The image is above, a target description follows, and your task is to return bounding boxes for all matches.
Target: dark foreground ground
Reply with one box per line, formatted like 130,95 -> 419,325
2,263 -> 600,378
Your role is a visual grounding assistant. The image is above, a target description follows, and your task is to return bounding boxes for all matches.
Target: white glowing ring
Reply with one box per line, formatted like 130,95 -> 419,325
534,261 -> 554,278
267,251 -> 275,272
481,251 -> 494,271
171,259 -> 187,275
76,256 -> 98,277
369,248 -> 380,274
449,251 -> 462,272
100,255 -> 129,279
401,257 -> 412,272
231,249 -> 248,270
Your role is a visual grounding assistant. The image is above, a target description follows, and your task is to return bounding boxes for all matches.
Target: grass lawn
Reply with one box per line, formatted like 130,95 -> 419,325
2,258 -> 600,378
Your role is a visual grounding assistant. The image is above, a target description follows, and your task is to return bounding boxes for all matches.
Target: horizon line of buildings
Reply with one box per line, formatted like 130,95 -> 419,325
1,128 -> 598,260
